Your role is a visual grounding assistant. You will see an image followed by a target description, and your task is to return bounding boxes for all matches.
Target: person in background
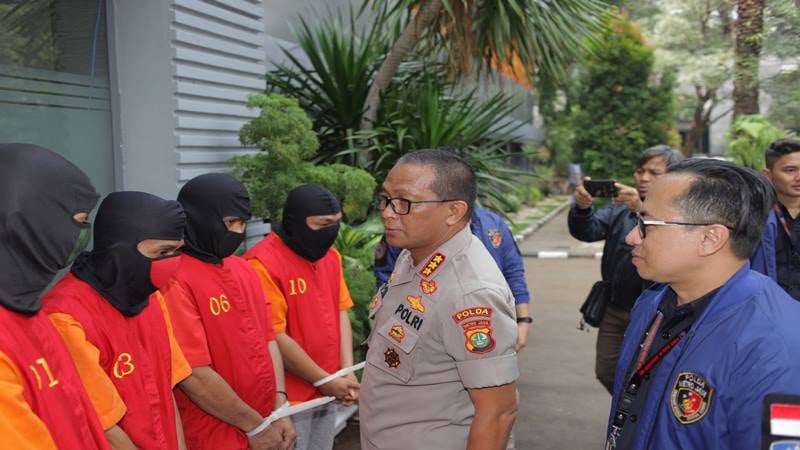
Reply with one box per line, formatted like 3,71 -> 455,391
43,191 -> 190,450
0,143 -> 109,449
606,158 -> 800,449
568,145 -> 683,393
246,184 -> 359,450
161,173 -> 295,450
751,138 -> 800,300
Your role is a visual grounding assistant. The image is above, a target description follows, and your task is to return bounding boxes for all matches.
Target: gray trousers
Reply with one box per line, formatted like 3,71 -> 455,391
292,402 -> 336,450
595,304 -> 631,394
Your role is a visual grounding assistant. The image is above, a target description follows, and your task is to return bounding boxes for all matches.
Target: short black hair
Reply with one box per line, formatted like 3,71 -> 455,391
396,148 -> 477,218
668,158 -> 774,259
765,138 -> 800,169
637,145 -> 684,169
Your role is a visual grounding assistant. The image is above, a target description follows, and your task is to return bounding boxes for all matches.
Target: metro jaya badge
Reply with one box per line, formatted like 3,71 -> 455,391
463,325 -> 496,354
670,372 -> 713,424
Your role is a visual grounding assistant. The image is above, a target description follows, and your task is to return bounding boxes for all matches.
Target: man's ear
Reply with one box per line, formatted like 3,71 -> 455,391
762,167 -> 772,178
444,201 -> 469,226
698,224 -> 731,257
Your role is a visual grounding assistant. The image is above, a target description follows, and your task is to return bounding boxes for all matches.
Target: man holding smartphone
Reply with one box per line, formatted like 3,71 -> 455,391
568,145 -> 683,393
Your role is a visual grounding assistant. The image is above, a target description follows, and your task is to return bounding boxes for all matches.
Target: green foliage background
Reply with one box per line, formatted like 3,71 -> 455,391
726,115 -> 791,170
572,13 -> 678,179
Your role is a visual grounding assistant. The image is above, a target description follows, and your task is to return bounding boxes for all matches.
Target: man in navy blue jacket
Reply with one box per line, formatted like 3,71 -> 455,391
375,206 -> 532,351
751,138 -> 800,300
606,158 -> 800,450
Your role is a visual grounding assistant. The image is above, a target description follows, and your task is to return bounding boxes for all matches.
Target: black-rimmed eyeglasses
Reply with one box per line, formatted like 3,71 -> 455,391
635,212 -> 731,239
375,194 -> 457,216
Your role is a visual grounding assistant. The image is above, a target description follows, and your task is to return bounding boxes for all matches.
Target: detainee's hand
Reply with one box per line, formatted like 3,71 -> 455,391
611,183 -> 641,212
574,177 -> 594,209
248,416 -> 295,450
515,322 -> 531,352
318,375 -> 360,406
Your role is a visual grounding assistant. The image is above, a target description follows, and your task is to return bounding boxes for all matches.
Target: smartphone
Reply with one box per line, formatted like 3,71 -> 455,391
583,180 -> 618,197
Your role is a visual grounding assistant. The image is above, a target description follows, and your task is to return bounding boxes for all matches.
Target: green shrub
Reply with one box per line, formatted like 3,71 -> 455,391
231,94 -> 376,223
334,223 -> 381,362
572,13 -> 677,180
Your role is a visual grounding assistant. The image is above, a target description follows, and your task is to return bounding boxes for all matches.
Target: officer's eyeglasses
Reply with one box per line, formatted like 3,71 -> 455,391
635,212 -> 729,239
375,194 -> 457,216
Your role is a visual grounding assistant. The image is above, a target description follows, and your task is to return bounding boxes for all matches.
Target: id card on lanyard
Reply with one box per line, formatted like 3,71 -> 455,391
606,310 -> 691,450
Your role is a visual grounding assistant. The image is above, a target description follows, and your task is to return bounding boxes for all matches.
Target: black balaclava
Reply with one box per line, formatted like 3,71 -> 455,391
71,192 -> 185,317
274,184 -> 341,262
0,143 -> 99,314
177,173 -> 251,264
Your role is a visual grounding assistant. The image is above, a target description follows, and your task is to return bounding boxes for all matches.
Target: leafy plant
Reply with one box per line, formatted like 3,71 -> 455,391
726,115 -> 790,170
231,94 -> 376,222
345,66 -> 531,212
334,223 -> 381,362
265,6 -> 390,163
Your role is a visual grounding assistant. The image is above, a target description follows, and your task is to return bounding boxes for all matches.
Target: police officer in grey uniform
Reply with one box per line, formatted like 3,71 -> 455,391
360,149 -> 519,450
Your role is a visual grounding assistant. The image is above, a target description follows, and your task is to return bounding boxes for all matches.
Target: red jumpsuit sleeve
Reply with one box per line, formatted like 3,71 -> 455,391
159,281 -> 212,368
0,351 -> 58,450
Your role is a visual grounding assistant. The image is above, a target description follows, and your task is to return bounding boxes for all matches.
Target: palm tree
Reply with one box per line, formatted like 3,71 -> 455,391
732,0 -> 765,118
359,0 -> 607,131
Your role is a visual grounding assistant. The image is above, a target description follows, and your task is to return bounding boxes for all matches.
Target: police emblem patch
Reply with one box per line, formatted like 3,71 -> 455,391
419,279 -> 437,295
670,372 -> 713,424
419,252 -> 446,277
389,324 -> 405,343
407,295 -> 426,313
463,323 -> 496,354
384,348 -> 400,368
488,228 -> 502,248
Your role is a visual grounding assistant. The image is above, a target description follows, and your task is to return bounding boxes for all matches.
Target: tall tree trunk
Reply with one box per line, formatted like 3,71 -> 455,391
683,88 -> 716,156
732,0 -> 765,119
359,0 -> 443,131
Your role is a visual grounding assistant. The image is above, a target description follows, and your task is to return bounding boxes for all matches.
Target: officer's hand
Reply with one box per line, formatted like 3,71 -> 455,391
515,322 -> 531,352
611,183 -> 641,212
247,416 -> 295,450
318,375 -> 360,406
575,177 -> 594,209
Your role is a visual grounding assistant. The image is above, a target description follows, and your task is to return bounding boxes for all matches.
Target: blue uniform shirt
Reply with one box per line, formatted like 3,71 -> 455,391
374,207 -> 531,305
608,264 -> 800,450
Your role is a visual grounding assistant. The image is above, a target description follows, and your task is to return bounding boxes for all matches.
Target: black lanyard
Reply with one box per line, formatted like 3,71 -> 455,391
606,310 -> 692,449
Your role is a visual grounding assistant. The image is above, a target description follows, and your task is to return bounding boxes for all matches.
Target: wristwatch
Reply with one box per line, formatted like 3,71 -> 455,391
516,316 -> 533,324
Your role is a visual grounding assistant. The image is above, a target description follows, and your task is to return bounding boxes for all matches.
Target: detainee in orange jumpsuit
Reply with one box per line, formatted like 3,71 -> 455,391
245,184 -> 359,450
43,191 -> 191,449
0,143 -> 110,450
162,173 -> 295,450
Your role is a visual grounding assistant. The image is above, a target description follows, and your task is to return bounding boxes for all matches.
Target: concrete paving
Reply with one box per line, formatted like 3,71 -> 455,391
334,207 -> 613,449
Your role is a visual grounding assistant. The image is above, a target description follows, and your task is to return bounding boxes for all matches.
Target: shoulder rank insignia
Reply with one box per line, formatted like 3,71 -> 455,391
488,228 -> 502,248
419,279 -> 437,295
670,372 -> 713,424
452,306 -> 493,323
406,295 -> 425,313
369,294 -> 380,311
389,324 -> 405,343
384,348 -> 400,368
419,252 -> 446,278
